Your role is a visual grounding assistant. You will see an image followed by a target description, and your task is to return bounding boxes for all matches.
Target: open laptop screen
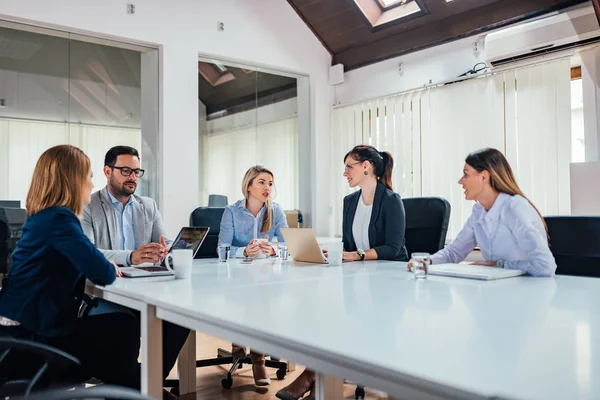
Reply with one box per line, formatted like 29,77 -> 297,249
169,227 -> 210,257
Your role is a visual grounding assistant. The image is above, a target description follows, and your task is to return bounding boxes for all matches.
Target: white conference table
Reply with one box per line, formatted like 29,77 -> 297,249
88,258 -> 600,400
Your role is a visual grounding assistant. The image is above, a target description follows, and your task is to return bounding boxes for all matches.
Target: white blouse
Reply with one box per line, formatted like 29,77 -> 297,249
430,193 -> 556,277
352,197 -> 372,251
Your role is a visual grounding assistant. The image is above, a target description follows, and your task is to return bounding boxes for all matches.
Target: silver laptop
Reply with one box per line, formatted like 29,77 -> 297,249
428,263 -> 526,281
120,227 -> 209,278
280,228 -> 328,264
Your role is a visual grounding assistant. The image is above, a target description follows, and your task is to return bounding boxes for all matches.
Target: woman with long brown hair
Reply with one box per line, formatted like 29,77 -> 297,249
218,165 -> 288,386
424,148 -> 556,276
0,145 -> 141,389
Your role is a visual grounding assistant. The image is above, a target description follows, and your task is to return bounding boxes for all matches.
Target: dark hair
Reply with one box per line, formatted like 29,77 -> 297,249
104,146 -> 140,166
465,148 -> 547,234
344,145 -> 394,190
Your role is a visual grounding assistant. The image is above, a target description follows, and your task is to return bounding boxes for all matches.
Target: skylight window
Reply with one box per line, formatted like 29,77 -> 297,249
377,0 -> 405,9
353,0 -> 427,29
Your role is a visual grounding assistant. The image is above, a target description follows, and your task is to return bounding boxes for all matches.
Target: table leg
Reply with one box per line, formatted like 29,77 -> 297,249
177,331 -> 197,395
315,373 -> 344,400
141,303 -> 162,398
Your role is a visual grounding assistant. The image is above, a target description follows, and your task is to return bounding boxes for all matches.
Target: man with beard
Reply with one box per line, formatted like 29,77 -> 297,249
82,146 -> 189,400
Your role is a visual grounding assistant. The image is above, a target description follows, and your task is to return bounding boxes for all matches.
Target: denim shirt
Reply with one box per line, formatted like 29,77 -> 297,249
218,199 -> 288,258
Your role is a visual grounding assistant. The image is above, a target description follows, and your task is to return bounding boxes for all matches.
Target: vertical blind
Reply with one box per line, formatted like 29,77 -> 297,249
330,58 -> 572,240
0,118 -> 141,206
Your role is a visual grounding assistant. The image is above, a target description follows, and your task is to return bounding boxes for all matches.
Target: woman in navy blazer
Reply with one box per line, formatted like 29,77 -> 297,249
0,145 -> 140,389
277,145 -> 408,400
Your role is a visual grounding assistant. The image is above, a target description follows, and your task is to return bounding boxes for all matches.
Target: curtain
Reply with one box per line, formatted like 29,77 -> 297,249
330,58 -> 572,242
330,93 -> 421,237
0,118 -> 141,207
200,117 -> 298,210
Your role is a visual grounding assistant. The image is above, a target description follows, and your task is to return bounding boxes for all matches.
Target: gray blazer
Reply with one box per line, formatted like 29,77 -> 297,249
81,187 -> 170,265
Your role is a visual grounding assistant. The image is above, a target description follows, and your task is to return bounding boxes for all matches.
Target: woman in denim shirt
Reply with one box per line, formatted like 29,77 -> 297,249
218,165 -> 288,385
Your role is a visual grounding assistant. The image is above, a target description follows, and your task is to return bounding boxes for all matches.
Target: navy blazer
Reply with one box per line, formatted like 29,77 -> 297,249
0,207 -> 116,337
342,182 -> 409,261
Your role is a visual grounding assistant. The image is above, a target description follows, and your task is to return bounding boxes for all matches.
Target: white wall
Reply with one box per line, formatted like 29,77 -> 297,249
0,0 -> 332,237
334,36 -> 485,106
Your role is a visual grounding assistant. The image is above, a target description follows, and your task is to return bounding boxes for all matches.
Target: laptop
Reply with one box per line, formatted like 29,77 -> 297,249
428,263 -> 526,281
280,228 -> 328,264
120,227 -> 210,278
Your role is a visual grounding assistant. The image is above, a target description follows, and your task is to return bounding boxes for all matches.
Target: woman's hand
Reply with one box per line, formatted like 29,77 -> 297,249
258,237 -> 275,256
245,240 -> 261,258
110,261 -> 122,277
471,261 -> 496,267
342,251 -> 360,261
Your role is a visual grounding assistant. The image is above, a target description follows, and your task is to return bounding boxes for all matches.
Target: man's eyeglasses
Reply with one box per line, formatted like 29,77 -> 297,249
108,165 -> 145,178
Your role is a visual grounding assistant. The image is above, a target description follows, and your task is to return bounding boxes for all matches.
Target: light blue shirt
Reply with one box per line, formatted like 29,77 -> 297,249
218,199 -> 288,258
106,188 -> 135,264
430,193 -> 556,277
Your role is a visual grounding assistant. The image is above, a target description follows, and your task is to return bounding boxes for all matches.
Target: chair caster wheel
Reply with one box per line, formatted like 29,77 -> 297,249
221,377 -> 233,389
276,368 -> 286,380
355,386 -> 365,399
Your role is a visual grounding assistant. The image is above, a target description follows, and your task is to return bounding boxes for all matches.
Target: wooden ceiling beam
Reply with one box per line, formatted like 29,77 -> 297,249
593,0 -> 600,26
333,0 -> 586,71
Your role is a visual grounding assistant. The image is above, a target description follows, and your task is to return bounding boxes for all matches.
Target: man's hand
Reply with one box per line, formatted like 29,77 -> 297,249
159,235 -> 169,256
131,243 -> 165,265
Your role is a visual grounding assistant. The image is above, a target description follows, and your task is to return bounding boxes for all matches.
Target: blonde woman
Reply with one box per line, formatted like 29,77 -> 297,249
218,165 -> 288,385
413,148 -> 556,276
0,145 -> 140,389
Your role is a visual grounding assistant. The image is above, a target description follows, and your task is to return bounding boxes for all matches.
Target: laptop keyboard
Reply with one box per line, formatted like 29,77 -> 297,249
134,266 -> 168,272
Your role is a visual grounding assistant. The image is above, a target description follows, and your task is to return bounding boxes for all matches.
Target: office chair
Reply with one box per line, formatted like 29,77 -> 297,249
13,385 -> 154,400
402,197 -> 451,255
0,338 -> 81,397
354,197 -> 451,399
189,207 -> 225,259
544,216 -> 600,278
208,194 -> 228,207
163,208 -> 288,393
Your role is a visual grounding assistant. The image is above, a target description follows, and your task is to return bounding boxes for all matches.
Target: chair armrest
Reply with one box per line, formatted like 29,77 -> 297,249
13,385 -> 155,400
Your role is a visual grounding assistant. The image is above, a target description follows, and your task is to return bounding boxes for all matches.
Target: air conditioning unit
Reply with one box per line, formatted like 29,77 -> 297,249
484,5 -> 600,67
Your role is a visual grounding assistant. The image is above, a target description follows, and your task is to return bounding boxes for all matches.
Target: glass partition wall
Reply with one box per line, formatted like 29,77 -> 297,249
198,58 -> 300,212
0,21 -> 160,207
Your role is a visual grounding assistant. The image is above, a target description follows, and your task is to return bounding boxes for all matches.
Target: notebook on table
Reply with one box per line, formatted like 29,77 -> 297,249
428,263 -> 526,281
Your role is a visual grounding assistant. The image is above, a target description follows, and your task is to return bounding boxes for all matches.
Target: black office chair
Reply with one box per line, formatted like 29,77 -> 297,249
0,338 -> 81,397
189,207 -> 225,259
163,207 -> 288,392
545,216 -> 600,278
402,197 -> 451,255
13,385 -> 155,400
354,197 -> 451,399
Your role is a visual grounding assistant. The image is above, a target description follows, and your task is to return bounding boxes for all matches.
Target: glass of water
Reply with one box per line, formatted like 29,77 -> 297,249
411,252 -> 431,279
217,244 -> 230,262
278,242 -> 289,261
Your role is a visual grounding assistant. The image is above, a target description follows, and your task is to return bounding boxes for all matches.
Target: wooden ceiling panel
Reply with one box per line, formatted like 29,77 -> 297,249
287,0 -> 590,70
198,63 -> 297,116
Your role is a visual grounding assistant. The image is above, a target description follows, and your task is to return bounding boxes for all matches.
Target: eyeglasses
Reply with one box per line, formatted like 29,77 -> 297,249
344,161 -> 361,172
109,165 -> 145,178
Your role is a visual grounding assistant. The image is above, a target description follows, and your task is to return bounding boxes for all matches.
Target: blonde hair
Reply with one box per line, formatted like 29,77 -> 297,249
241,165 -> 274,234
26,145 -> 91,217
465,148 -> 548,234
